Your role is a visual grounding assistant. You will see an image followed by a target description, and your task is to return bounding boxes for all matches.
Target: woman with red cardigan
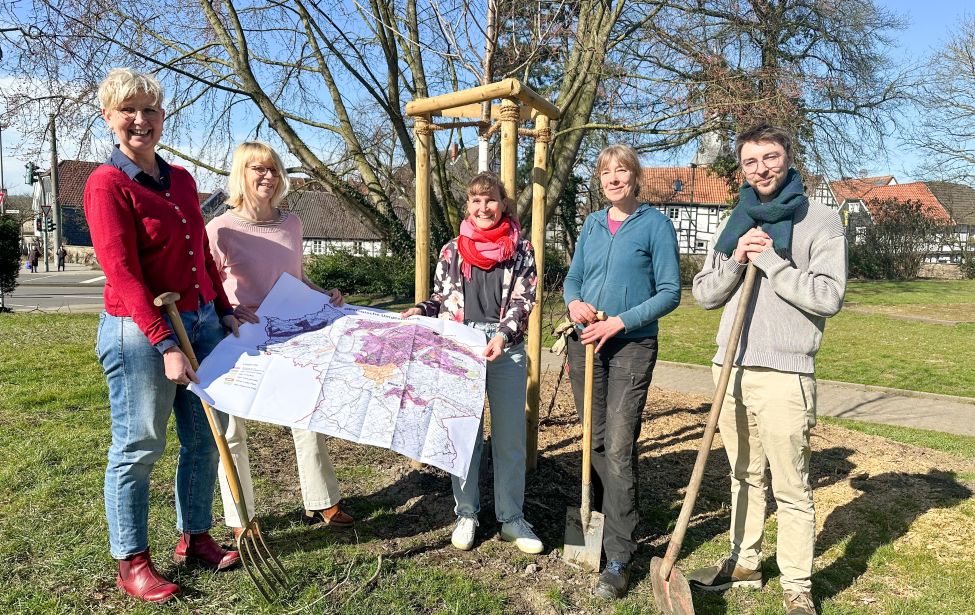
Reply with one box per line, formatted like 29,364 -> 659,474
84,68 -> 242,603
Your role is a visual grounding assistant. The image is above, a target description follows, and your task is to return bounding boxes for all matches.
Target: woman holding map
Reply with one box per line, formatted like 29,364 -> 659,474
206,141 -> 354,537
84,68 -> 241,603
562,144 -> 681,600
401,172 -> 543,555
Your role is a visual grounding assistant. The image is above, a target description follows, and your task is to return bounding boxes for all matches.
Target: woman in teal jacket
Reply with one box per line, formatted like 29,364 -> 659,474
563,144 -> 681,600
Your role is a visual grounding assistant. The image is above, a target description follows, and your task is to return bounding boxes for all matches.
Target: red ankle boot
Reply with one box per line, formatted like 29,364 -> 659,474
116,549 -> 180,603
173,532 -> 241,571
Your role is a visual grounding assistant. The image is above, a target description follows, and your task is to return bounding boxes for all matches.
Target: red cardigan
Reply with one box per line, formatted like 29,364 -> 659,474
84,163 -> 232,346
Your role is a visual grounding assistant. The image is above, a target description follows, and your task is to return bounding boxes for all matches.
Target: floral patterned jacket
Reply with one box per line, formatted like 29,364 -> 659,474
416,237 -> 537,346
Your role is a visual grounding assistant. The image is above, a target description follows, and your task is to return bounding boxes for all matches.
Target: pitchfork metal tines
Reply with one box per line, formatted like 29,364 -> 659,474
154,291 -> 291,601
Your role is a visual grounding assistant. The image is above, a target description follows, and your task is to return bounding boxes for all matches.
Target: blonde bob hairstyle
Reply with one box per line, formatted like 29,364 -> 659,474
595,144 -> 642,198
466,171 -> 517,221
227,141 -> 291,209
97,68 -> 164,111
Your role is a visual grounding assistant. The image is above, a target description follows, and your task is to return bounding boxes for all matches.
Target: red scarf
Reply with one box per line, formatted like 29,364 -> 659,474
458,215 -> 519,280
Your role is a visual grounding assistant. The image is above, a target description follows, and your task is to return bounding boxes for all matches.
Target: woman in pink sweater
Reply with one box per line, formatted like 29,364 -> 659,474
206,141 -> 354,534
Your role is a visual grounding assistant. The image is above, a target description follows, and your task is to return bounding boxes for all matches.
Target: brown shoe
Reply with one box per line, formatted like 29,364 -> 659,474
173,532 -> 241,571
303,503 -> 354,528
687,557 -> 762,592
116,549 -> 180,603
783,590 -> 816,615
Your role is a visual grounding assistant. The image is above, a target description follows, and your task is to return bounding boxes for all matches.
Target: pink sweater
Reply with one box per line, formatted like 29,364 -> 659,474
206,211 -> 304,309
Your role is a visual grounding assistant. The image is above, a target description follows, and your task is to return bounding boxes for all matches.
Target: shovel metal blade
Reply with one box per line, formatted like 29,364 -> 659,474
563,507 -> 605,572
649,556 -> 695,615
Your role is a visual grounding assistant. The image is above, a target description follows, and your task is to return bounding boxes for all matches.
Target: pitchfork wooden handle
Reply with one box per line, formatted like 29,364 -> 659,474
659,264 -> 759,580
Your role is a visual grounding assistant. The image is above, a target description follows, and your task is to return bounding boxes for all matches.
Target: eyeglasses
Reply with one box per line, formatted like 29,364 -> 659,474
117,106 -> 162,121
248,165 -> 280,177
741,152 -> 784,173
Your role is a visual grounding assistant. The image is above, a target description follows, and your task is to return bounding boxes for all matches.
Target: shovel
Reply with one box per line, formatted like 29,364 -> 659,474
155,292 -> 289,602
563,311 -> 606,571
649,264 -> 758,615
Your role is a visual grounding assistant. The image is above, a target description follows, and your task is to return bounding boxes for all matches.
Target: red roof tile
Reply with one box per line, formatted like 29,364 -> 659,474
830,176 -> 895,201
55,159 -> 211,207
863,182 -> 952,223
640,167 -> 735,205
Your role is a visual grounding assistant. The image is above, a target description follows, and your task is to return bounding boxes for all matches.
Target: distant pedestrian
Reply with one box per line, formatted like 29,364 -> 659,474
56,246 -> 67,272
29,245 -> 40,273
688,123 -> 847,615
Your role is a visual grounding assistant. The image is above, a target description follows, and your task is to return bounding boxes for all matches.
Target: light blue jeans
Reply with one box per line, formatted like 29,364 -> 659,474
453,322 -> 527,523
96,303 -> 225,559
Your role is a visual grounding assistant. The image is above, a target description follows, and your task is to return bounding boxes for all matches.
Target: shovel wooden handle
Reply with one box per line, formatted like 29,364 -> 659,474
659,264 -> 759,580
155,293 -> 253,526
580,310 -> 606,531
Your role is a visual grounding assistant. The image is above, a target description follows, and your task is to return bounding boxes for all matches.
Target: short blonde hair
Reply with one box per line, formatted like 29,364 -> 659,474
97,68 -> 164,111
227,141 -> 290,208
595,144 -> 642,197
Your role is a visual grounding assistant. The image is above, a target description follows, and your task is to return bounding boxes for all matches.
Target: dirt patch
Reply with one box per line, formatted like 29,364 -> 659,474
244,374 -> 975,613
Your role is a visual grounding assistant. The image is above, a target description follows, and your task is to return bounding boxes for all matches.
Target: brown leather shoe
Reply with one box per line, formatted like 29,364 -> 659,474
303,503 -> 354,528
173,532 -> 241,571
116,549 -> 180,603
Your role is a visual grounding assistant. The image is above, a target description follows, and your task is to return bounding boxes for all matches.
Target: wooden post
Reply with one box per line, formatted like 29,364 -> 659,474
525,115 -> 550,472
414,116 -> 432,303
412,115 -> 432,471
499,100 -> 519,198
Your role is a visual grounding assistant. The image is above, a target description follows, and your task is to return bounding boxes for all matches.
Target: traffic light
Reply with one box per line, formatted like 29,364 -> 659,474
35,216 -> 42,232
45,218 -> 55,232
25,162 -> 37,185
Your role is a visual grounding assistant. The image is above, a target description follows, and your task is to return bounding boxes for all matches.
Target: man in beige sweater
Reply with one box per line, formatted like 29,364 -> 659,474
688,124 -> 847,615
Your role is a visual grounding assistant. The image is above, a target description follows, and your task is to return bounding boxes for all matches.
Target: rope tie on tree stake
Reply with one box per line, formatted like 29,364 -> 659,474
413,117 -> 433,136
485,121 -> 503,138
517,127 -> 552,142
498,102 -> 521,122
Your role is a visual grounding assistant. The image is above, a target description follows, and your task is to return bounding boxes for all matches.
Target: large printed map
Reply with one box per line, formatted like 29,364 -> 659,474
190,273 -> 487,477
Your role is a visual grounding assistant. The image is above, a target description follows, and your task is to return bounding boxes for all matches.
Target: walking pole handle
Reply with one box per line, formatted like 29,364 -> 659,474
659,263 -> 758,580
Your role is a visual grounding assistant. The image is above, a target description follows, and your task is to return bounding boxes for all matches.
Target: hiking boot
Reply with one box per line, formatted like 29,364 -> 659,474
500,518 -> 544,554
451,516 -> 478,551
783,590 -> 816,615
687,557 -> 762,592
593,559 -> 629,599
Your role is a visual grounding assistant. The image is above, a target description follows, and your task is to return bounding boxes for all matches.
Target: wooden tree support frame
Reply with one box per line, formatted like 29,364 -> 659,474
407,78 -> 560,472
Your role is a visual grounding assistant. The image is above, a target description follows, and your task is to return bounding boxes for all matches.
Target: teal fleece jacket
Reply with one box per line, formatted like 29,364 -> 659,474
563,205 -> 681,338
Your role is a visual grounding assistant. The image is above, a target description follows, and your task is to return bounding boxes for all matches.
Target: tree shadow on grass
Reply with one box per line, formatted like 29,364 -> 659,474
812,469 -> 972,604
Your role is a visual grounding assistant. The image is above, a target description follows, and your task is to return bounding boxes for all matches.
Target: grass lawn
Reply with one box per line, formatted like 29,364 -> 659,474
2,311 -> 975,614
655,282 -> 975,398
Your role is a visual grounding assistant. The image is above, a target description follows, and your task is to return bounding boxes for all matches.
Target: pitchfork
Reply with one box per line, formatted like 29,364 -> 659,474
154,292 -> 290,601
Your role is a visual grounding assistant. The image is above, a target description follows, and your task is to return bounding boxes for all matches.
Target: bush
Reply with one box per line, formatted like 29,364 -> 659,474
679,254 -> 705,286
960,251 -> 975,280
305,250 -> 417,297
847,200 -> 950,280
0,215 -> 21,309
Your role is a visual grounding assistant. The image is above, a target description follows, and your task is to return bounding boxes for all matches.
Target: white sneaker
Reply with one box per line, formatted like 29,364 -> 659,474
500,518 -> 544,554
451,517 -> 478,551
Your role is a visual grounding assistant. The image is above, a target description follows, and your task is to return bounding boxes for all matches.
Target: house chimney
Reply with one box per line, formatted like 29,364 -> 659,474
450,143 -> 459,162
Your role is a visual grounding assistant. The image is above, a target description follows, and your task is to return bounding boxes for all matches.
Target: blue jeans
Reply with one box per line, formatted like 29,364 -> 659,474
453,322 -> 527,523
96,303 -> 225,559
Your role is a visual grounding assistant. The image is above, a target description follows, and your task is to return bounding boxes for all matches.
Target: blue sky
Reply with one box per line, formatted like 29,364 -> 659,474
1,0 -> 973,196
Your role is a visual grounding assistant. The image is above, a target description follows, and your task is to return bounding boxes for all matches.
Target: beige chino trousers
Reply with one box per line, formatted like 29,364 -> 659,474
712,364 -> 817,594
218,415 -> 342,527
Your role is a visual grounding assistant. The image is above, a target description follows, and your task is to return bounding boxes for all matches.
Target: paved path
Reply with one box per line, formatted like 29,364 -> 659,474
539,352 -> 975,438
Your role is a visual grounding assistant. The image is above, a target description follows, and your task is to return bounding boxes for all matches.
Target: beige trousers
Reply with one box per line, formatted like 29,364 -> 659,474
712,364 -> 817,594
218,415 -> 342,528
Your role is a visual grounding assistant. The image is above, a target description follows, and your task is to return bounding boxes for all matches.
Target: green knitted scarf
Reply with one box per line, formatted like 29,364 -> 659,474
713,168 -> 807,256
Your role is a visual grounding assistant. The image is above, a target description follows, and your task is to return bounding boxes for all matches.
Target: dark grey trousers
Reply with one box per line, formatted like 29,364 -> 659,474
566,333 -> 657,564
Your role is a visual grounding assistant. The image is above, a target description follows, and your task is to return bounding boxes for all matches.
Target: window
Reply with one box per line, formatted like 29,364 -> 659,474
708,207 -> 718,214
695,240 -> 708,250
312,240 -> 325,254
667,207 -> 680,220
855,227 -> 865,244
